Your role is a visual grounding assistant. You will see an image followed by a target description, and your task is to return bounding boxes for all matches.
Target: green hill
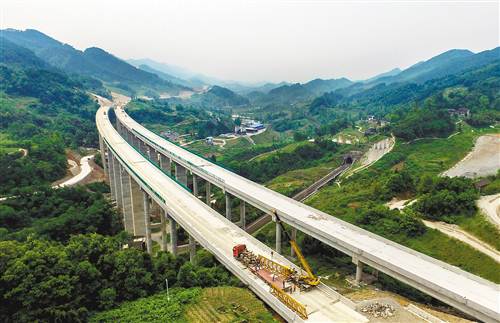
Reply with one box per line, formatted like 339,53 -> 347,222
0,29 -> 188,95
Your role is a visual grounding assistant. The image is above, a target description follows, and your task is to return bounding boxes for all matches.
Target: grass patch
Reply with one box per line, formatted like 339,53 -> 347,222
251,128 -> 283,145
403,229 -> 500,283
90,287 -> 276,323
458,213 -> 500,251
185,287 -> 277,323
266,158 -> 341,197
90,288 -> 201,323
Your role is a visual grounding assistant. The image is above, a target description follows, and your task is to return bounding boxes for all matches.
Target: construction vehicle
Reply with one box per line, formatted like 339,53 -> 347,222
232,211 -> 319,319
274,210 -> 320,287
233,243 -> 308,319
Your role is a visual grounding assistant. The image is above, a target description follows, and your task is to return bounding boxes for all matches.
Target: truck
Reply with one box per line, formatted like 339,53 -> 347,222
232,211 -> 320,319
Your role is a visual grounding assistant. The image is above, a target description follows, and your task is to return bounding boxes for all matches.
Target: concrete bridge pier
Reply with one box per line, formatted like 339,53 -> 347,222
206,182 -> 211,206
239,200 -> 246,230
225,193 -> 232,221
353,256 -> 364,284
150,149 -> 159,165
160,209 -> 168,252
119,169 -> 134,233
132,135 -> 139,149
189,235 -> 196,263
142,191 -> 153,254
167,213 -> 178,256
275,219 -> 282,254
112,156 -> 123,212
192,174 -> 199,197
98,135 -> 108,177
107,150 -> 116,200
159,154 -> 171,175
146,145 -> 153,161
139,140 -> 148,156
129,178 -> 146,237
175,163 -> 187,186
290,227 -> 297,257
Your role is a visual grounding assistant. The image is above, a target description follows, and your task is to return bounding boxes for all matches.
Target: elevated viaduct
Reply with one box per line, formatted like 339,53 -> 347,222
98,103 -> 499,323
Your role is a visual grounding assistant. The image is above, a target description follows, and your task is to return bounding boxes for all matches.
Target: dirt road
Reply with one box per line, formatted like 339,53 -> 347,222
423,220 -> 500,262
477,194 -> 500,229
443,134 -> 500,178
55,155 -> 94,188
386,198 -> 417,210
346,135 -> 395,178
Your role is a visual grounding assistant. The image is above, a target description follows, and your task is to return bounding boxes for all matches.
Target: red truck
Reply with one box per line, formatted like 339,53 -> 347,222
233,244 -> 247,258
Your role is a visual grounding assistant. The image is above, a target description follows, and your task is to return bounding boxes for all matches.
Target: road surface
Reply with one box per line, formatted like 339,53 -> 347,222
292,164 -> 351,202
115,106 -> 500,323
55,155 -> 94,188
478,194 -> 500,229
423,220 -> 500,262
346,136 -> 395,178
443,134 -> 500,178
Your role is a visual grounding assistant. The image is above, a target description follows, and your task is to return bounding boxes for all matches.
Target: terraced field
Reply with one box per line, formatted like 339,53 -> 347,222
185,287 -> 278,323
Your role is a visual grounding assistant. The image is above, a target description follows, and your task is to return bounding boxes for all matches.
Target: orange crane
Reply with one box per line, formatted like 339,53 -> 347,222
274,210 -> 320,286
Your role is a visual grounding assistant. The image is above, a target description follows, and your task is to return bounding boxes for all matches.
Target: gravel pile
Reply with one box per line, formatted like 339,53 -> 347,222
361,302 -> 396,318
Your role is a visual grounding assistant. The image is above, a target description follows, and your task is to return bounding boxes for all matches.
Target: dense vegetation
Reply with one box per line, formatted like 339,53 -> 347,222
1,29 -> 186,96
0,71 -> 100,194
0,184 -> 120,241
413,177 -> 479,222
126,98 -> 234,139
91,286 -> 276,323
227,139 -> 341,183
0,135 -> 66,194
0,226 -> 239,322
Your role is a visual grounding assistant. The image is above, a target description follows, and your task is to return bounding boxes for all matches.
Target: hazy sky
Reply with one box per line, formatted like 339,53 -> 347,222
2,0 -> 499,83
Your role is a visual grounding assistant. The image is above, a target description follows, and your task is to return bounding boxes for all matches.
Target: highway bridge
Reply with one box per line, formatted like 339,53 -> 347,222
97,102 -> 368,322
98,101 -> 499,323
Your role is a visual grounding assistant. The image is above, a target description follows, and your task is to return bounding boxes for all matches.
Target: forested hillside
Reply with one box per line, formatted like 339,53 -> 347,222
0,39 -> 106,193
1,29 -> 188,96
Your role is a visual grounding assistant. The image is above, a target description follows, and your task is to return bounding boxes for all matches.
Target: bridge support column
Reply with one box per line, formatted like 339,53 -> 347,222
142,191 -> 152,254
107,150 -> 116,200
206,182 -> 211,206
120,169 -> 134,233
149,147 -> 157,163
290,228 -> 297,257
225,193 -> 232,221
98,135 -> 108,177
275,221 -> 282,254
168,214 -> 178,256
129,178 -> 146,236
160,209 -> 168,252
192,174 -> 198,197
139,140 -> 147,156
112,157 -> 123,212
132,136 -> 139,149
239,200 -> 246,230
175,163 -> 187,186
159,154 -> 171,175
189,235 -> 196,263
150,199 -> 161,219
353,257 -> 364,284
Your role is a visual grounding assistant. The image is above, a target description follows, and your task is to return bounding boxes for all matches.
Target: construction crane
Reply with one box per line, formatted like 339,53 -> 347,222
273,210 -> 320,286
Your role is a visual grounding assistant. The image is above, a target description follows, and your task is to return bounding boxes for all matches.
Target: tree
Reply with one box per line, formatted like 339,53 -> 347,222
177,262 -> 198,287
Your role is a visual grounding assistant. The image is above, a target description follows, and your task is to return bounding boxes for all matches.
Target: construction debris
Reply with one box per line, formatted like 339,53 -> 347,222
361,302 -> 396,318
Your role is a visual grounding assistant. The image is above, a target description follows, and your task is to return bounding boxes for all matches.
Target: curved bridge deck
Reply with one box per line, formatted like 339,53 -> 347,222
114,106 -> 500,323
98,105 -> 368,322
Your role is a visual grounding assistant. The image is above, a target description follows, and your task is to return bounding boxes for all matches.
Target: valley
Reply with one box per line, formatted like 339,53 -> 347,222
0,16 -> 499,323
